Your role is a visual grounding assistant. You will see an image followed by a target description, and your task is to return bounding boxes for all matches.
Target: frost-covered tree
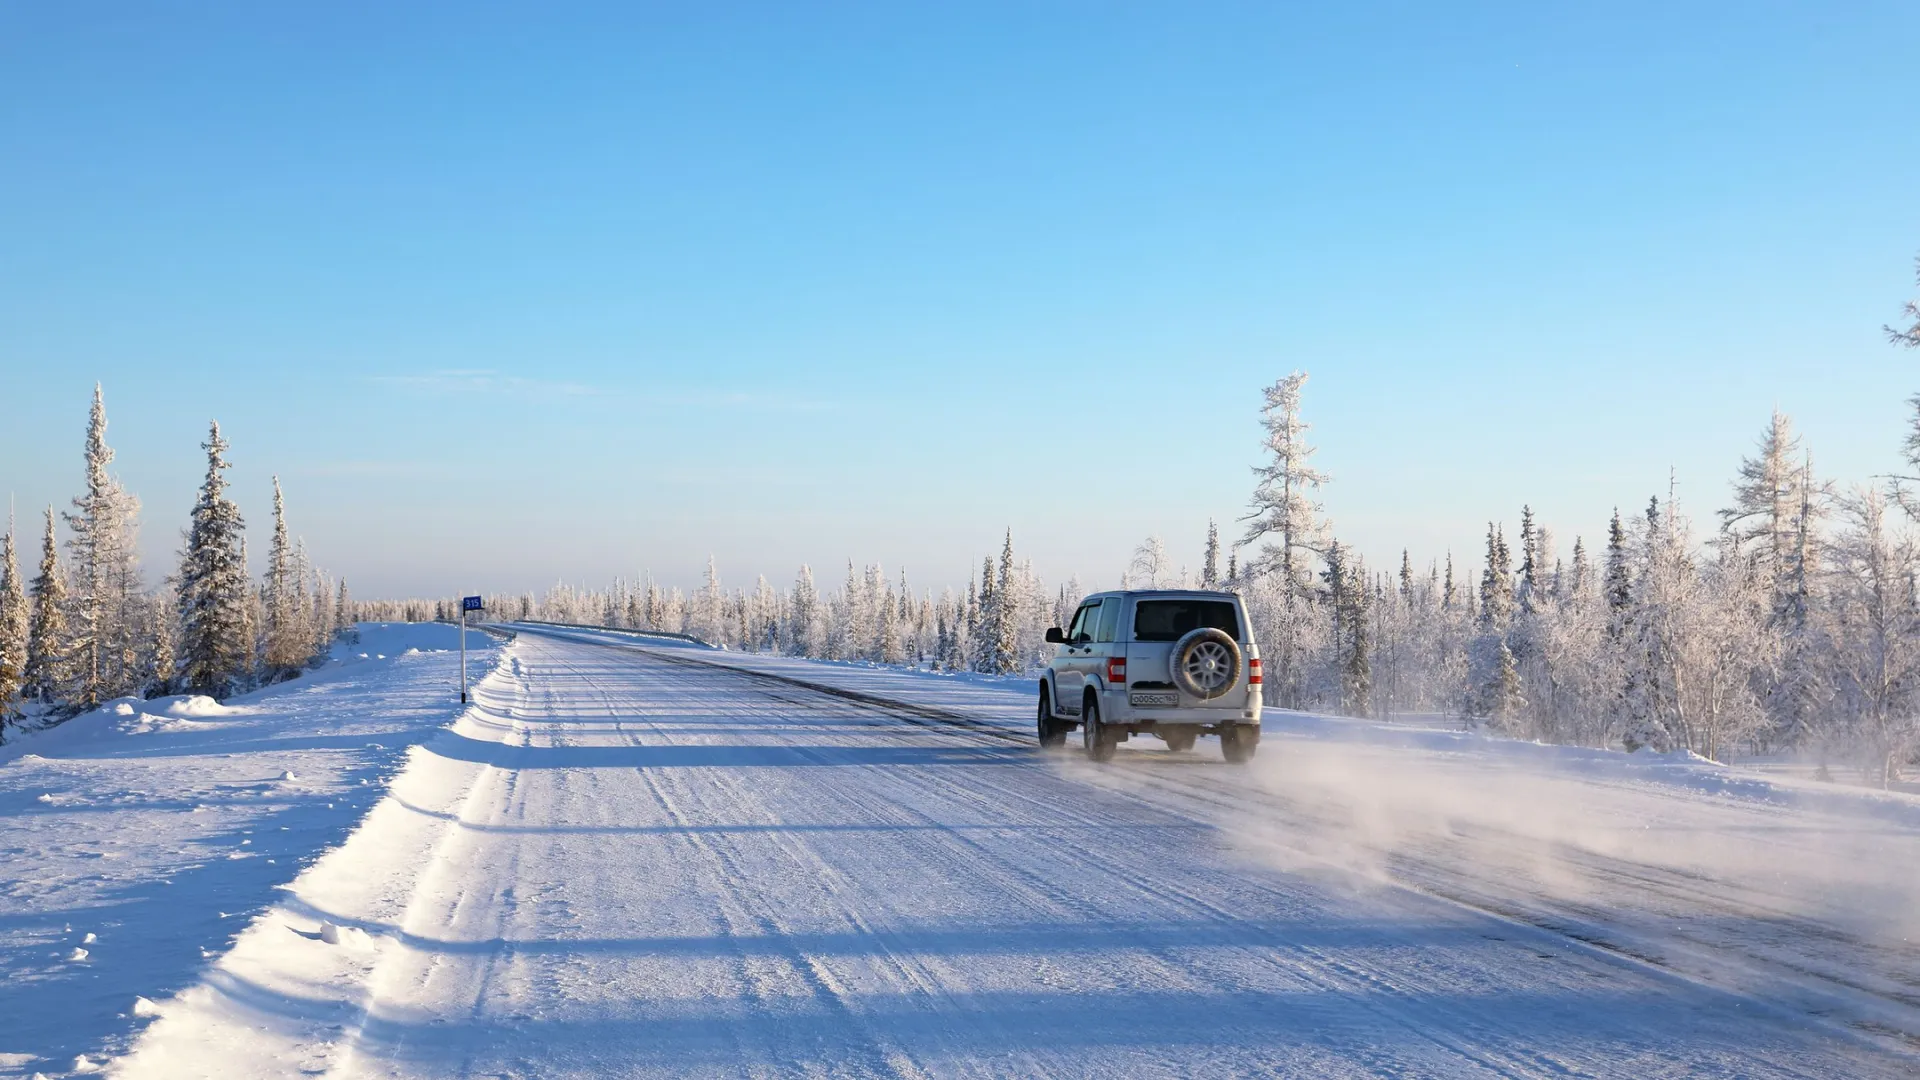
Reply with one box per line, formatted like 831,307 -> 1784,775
1241,372 -> 1329,582
0,520 -> 27,726
879,587 -> 902,664
334,579 -> 354,641
1468,524 -> 1523,729
1682,542 -> 1774,762
1127,535 -> 1172,589
140,581 -> 177,695
1825,487 -> 1920,786
970,558 -> 993,672
989,530 -> 1021,675
789,565 -> 818,656
64,385 -> 144,708
692,556 -> 724,644
25,507 -> 70,704
1887,254 -> 1920,349
262,477 -> 306,675
1201,521 -> 1220,588
1321,541 -> 1370,716
1515,506 -> 1542,614
1603,510 -> 1632,636
176,422 -> 252,698
1722,412 -> 1826,621
1239,373 -> 1332,707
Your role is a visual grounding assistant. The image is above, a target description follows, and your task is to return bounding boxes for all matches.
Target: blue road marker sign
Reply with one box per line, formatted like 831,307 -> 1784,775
463,595 -> 484,612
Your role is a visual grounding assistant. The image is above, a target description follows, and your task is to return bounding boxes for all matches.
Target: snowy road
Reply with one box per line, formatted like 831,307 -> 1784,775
119,627 -> 1920,1078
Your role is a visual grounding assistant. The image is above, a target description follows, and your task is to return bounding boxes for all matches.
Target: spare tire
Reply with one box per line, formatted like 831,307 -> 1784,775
1169,627 -> 1242,700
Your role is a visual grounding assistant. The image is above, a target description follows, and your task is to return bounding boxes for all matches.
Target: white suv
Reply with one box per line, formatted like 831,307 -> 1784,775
1038,589 -> 1262,763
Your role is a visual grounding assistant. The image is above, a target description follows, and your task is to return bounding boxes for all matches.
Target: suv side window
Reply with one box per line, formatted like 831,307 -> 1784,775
1093,597 -> 1120,642
1066,603 -> 1097,644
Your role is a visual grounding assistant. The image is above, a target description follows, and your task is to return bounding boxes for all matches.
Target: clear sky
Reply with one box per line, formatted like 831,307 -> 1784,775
4,2 -> 1918,599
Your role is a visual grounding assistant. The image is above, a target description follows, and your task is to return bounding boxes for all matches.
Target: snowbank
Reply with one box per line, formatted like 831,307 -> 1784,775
0,623 -> 503,1077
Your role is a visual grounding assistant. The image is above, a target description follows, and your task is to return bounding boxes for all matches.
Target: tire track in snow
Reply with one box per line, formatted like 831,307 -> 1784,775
1074,748 -> 1920,1068
528,639 -> 1780,1078
548,631 -> 1912,1077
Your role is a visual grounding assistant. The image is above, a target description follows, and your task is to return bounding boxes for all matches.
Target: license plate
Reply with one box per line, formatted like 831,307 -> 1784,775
1129,691 -> 1177,707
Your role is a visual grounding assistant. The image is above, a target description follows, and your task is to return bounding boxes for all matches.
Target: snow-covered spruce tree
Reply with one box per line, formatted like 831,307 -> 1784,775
146,588 -> 179,696
1201,521 -> 1220,588
262,477 -> 305,676
64,385 -> 144,708
749,575 -> 778,652
970,558 -> 994,672
789,565 -> 818,657
1240,372 -> 1330,708
1603,509 -> 1632,638
619,580 -> 640,629
307,564 -> 333,660
176,422 -> 252,699
25,507 -> 71,704
1467,524 -> 1522,730
288,538 -> 314,659
862,563 -> 888,661
879,588 -> 902,664
1507,507 -> 1556,738
1320,541 -> 1370,716
0,521 -> 27,727
694,556 -> 723,644
991,530 -> 1021,675
334,579 -> 356,642
1515,506 -> 1542,613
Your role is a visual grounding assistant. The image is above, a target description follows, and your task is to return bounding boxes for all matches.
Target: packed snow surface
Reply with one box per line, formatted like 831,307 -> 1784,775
5,621 -> 1919,1077
0,623 -> 497,1078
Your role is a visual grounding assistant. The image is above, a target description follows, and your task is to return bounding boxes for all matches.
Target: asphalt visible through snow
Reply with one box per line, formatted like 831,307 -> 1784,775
118,627 -> 1920,1079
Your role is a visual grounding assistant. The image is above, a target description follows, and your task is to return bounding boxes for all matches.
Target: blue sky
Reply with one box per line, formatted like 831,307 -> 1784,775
3,2 -> 1918,598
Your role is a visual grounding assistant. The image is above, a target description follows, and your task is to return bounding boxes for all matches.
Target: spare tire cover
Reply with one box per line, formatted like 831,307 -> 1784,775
1168,627 -> 1242,700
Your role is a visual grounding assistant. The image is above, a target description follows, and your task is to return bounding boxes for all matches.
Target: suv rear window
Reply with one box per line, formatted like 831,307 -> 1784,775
1131,600 -> 1240,642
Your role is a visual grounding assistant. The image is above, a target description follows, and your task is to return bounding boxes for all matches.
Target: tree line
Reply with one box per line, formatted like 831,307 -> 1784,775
465,260 -> 1920,784
476,527 -> 1080,680
0,388 -> 349,738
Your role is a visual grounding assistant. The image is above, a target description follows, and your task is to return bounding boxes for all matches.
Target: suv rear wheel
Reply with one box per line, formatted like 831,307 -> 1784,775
1220,725 -> 1258,764
1082,695 -> 1117,763
1036,687 -> 1067,748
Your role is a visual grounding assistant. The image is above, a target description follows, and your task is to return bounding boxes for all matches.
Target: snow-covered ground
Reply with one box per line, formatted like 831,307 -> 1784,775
6,622 -> 1918,1076
0,624 -> 498,1079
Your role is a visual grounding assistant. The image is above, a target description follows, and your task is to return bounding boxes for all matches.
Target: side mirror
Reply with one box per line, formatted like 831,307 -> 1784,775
1044,627 -> 1066,645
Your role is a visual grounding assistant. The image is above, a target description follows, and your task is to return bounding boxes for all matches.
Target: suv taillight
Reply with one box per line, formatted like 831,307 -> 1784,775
1106,657 -> 1126,685
1249,658 -> 1262,685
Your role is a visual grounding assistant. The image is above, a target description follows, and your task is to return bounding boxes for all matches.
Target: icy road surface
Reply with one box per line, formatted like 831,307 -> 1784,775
116,627 -> 1920,1078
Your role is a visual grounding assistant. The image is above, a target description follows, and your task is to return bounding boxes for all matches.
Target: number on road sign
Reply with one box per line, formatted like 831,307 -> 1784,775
462,595 -> 484,612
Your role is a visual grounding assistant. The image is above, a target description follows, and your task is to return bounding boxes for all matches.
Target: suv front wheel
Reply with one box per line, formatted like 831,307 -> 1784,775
1036,686 -> 1067,748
